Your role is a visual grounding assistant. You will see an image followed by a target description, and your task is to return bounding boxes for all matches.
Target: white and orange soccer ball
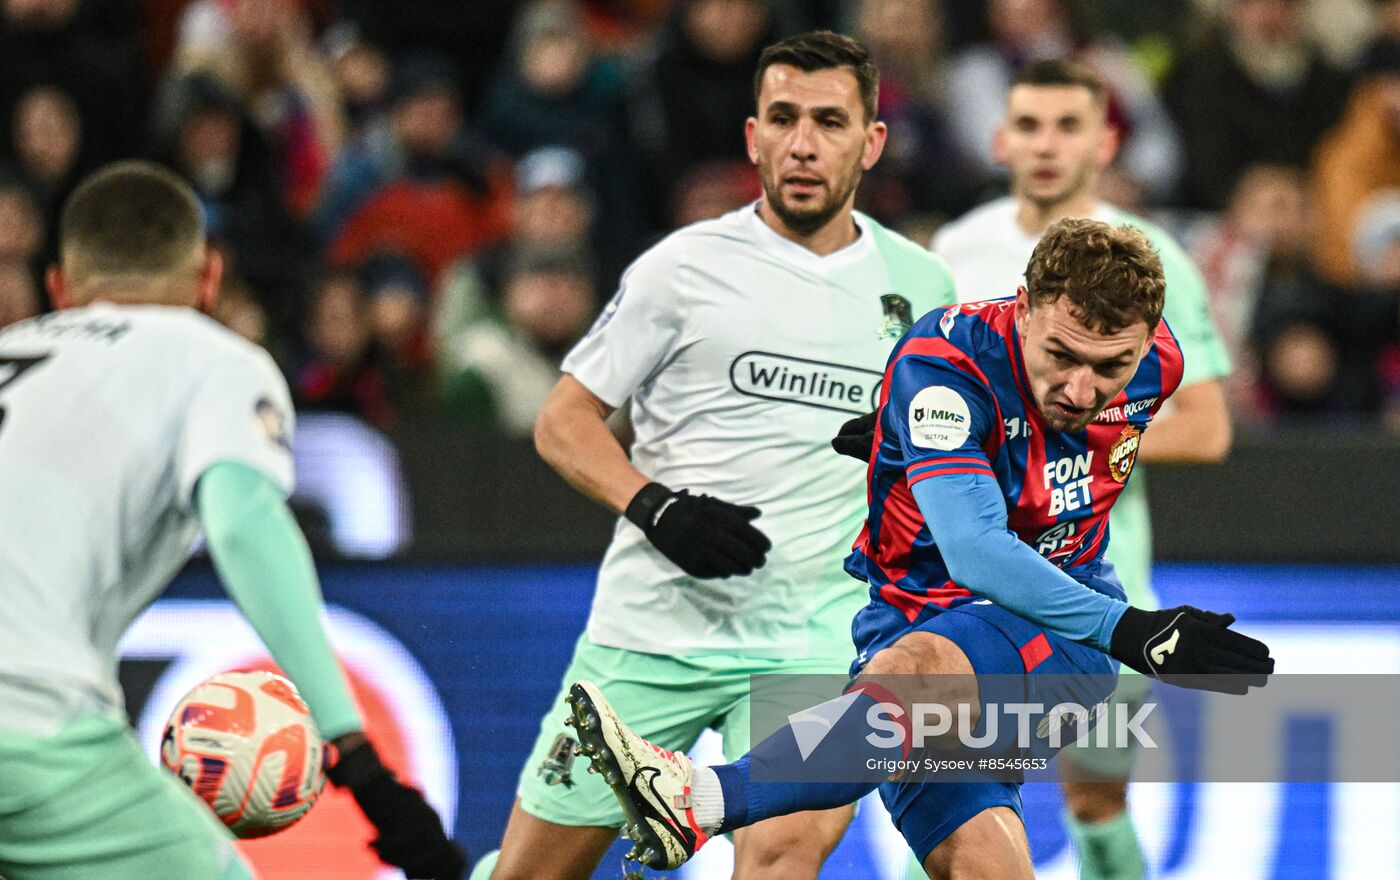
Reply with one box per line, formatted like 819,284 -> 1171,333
161,670 -> 330,838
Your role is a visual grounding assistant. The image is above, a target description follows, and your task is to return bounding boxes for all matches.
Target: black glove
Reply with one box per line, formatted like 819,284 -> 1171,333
328,740 -> 468,880
1109,605 -> 1274,694
831,411 -> 877,462
625,482 -> 771,579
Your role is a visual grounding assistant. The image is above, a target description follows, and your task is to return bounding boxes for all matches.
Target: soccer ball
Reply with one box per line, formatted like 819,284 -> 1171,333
161,670 -> 330,838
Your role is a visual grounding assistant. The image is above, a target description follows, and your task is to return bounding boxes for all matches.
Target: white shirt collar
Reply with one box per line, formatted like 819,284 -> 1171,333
745,200 -> 874,271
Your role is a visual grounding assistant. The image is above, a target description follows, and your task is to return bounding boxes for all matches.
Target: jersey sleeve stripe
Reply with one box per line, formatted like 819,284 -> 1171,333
907,465 -> 996,486
907,456 -> 991,475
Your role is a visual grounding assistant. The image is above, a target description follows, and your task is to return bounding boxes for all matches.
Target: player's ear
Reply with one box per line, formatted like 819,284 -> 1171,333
196,248 -> 223,315
744,116 -> 760,164
45,265 -> 70,311
1014,286 -> 1031,335
862,120 -> 888,170
1096,122 -> 1121,169
992,125 -> 1009,165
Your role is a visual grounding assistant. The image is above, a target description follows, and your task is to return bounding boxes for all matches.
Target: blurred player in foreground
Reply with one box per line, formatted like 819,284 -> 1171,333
474,30 -> 956,880
0,161 -> 465,880
929,59 -> 1233,880
567,218 -> 1274,879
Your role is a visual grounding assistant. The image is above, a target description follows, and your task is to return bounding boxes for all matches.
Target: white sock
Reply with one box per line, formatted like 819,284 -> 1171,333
689,765 -> 726,834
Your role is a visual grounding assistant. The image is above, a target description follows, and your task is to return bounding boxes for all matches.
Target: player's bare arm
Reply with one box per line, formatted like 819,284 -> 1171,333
535,374 -> 647,514
537,373 -> 771,579
1135,378 -> 1232,463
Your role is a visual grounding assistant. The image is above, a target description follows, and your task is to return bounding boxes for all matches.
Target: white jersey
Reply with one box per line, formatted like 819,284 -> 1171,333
564,204 -> 956,658
0,303 -> 294,735
930,196 -> 1119,301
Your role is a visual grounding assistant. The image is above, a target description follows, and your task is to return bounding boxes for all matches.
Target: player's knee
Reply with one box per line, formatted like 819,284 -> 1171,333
865,632 -> 972,677
863,640 -> 924,677
734,827 -> 826,879
861,636 -> 979,732
1061,779 -> 1129,823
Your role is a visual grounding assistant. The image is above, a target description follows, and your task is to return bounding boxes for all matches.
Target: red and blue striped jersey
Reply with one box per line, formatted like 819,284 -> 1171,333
844,297 -> 1185,622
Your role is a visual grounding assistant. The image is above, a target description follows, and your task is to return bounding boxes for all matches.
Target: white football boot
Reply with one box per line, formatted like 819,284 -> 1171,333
564,680 -> 709,869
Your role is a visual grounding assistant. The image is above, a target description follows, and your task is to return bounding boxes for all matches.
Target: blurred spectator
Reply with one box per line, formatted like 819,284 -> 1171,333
437,145 -> 597,324
12,84 -> 82,201
1167,0 -> 1350,210
318,52 -> 512,286
211,274 -> 270,347
481,0 -> 640,279
1311,46 -> 1400,286
669,159 -> 762,228
1241,181 -> 1399,424
173,0 -> 344,215
11,84 -> 84,268
436,247 -> 594,434
943,0 -> 1183,202
358,251 -> 432,375
1190,164 -> 1313,411
0,0 -> 143,171
579,0 -> 674,51
154,72 -> 311,341
295,272 -> 397,428
481,0 -> 627,157
848,0 -> 981,224
512,146 -> 596,253
0,173 -> 44,272
321,22 -> 392,144
1353,190 -> 1400,288
0,260 -> 39,327
1255,318 -> 1346,418
627,0 -> 778,228
337,0 -> 522,114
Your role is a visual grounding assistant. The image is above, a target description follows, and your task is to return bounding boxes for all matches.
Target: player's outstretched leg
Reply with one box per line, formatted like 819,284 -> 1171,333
567,679 -> 892,870
565,681 -> 708,869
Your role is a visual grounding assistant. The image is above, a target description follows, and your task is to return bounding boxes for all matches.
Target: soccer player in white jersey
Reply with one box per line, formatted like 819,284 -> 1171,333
0,161 -> 466,880
929,59 -> 1233,880
474,31 -> 956,880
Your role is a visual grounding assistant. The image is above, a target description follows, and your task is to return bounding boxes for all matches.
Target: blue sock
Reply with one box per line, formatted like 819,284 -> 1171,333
712,687 -> 904,832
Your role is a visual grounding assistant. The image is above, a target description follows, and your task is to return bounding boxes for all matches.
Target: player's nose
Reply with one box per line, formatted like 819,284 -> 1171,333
1063,367 -> 1096,407
789,119 -> 819,160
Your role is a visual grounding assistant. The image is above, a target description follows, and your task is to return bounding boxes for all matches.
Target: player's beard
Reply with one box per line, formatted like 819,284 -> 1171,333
1017,162 -> 1093,215
760,156 -> 864,238
1042,405 -> 1095,433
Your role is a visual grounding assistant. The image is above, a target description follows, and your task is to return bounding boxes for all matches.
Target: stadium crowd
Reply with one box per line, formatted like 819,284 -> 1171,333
1,0 -> 1398,433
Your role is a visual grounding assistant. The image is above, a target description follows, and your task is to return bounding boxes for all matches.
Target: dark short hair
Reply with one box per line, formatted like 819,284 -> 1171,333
1011,58 -> 1107,107
1025,218 -> 1165,333
753,31 -> 879,123
60,160 -> 204,283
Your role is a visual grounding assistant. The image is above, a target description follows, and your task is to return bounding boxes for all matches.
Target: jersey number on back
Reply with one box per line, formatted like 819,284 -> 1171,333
0,354 -> 51,436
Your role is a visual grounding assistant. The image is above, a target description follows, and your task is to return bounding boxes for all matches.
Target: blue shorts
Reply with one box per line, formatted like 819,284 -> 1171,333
851,598 -> 1117,862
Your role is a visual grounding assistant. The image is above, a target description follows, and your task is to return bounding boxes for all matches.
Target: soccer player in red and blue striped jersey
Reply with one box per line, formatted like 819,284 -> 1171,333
845,249 -> 1185,664
565,218 -> 1274,879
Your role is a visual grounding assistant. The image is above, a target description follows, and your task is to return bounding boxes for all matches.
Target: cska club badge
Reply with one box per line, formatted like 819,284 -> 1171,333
1108,425 -> 1142,483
